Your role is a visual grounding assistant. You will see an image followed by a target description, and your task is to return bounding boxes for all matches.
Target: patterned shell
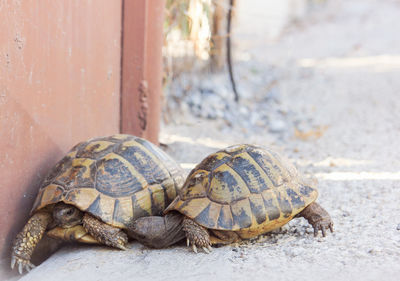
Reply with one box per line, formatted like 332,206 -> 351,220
32,134 -> 185,229
165,144 -> 318,236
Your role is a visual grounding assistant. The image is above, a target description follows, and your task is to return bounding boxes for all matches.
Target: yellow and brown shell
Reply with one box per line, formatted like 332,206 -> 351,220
32,134 -> 185,229
165,144 -> 318,238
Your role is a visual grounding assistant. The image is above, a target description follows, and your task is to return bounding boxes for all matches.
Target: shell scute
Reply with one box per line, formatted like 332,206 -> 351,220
217,205 -> 234,229
227,152 -> 272,193
246,147 -> 291,187
275,190 -> 293,218
208,164 -> 250,204
285,187 -> 306,211
178,197 -> 210,218
76,140 -> 116,159
116,142 -> 170,186
230,198 -> 252,229
64,188 -> 99,210
57,158 -> 96,189
179,170 -> 209,200
193,201 -> 221,228
112,197 -> 133,226
95,153 -> 146,198
261,190 -> 281,221
248,193 -> 267,225
192,152 -> 231,174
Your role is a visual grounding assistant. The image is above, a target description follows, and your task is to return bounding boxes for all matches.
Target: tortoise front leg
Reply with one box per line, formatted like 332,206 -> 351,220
82,213 -> 128,250
11,211 -> 52,274
298,202 -> 334,237
182,218 -> 213,253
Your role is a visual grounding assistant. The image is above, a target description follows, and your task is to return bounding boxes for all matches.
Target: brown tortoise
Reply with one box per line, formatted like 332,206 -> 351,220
127,144 -> 333,252
11,134 -> 185,274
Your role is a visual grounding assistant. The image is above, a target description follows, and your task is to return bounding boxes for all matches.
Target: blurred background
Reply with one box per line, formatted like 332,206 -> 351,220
162,0 -> 326,139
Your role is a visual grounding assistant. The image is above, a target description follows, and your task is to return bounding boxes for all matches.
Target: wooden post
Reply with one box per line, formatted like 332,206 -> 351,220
210,0 -> 227,71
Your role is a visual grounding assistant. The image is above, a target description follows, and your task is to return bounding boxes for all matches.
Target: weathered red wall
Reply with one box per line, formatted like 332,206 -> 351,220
0,0 -> 122,277
121,0 -> 165,144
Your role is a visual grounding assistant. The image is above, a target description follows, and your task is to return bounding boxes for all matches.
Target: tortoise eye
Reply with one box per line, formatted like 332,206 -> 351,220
66,209 -> 74,216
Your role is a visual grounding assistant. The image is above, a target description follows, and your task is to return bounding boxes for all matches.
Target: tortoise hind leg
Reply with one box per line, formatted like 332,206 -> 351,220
182,218 -> 212,253
82,213 -> 128,250
11,211 -> 52,274
298,202 -> 334,237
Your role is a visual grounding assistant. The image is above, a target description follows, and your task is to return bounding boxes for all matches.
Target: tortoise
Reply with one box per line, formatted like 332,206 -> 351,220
11,134 -> 185,274
127,144 -> 333,252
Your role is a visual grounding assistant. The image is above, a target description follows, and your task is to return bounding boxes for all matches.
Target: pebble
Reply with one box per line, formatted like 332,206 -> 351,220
396,224 -> 400,230
342,211 -> 351,217
269,119 -> 287,133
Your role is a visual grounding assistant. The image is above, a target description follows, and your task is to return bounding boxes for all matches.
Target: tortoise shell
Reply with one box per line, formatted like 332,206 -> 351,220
165,144 -> 318,238
32,134 -> 185,229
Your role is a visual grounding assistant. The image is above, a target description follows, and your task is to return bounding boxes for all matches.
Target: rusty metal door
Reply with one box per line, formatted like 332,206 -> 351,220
0,1 -> 122,277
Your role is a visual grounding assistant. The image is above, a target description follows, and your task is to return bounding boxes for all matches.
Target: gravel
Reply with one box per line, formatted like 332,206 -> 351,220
17,0 -> 400,280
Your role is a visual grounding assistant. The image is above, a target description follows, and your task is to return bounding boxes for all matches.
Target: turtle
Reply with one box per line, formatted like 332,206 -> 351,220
126,144 -> 333,253
11,134 -> 185,274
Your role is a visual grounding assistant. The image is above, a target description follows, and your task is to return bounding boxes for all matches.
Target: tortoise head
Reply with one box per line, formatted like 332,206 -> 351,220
53,202 -> 84,228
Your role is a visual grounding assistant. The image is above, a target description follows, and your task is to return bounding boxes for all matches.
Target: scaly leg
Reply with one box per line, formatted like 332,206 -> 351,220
11,211 -> 52,274
82,213 -> 128,250
298,202 -> 334,237
182,218 -> 213,253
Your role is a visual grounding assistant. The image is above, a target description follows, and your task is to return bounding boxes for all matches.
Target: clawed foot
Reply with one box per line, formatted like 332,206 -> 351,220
311,220 -> 334,237
186,237 -> 213,253
110,231 -> 129,250
183,218 -> 213,254
11,254 -> 35,274
299,202 -> 334,238
10,211 -> 51,274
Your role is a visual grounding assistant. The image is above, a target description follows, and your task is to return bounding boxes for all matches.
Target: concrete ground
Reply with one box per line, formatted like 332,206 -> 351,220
16,0 -> 400,280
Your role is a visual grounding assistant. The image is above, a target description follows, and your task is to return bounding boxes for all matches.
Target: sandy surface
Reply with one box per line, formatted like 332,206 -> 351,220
18,0 -> 400,280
